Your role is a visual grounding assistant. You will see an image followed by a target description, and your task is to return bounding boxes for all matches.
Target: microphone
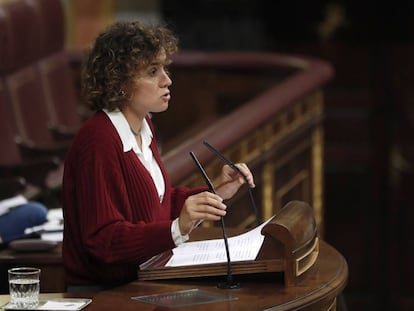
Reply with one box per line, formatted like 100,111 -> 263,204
203,140 -> 261,225
189,151 -> 240,289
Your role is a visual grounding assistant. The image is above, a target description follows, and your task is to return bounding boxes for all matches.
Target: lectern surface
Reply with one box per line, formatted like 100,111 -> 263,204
0,240 -> 347,311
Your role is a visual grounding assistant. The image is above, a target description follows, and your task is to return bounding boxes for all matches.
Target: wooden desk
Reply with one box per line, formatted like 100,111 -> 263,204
0,241 -> 347,311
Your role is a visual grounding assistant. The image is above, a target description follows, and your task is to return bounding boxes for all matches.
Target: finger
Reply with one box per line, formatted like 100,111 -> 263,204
203,204 -> 227,217
195,192 -> 226,208
235,163 -> 256,188
199,195 -> 227,211
192,205 -> 227,221
186,193 -> 227,217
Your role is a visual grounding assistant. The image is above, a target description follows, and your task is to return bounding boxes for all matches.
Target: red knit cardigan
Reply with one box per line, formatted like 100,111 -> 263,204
62,111 -> 205,285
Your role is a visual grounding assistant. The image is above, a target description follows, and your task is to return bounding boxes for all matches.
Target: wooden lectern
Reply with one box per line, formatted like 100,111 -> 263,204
138,200 -> 319,287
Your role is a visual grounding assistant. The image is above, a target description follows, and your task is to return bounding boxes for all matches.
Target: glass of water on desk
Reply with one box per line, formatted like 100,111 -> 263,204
8,267 -> 41,309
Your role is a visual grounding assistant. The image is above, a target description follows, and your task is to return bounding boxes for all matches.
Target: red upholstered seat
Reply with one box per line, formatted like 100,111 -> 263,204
28,0 -> 84,136
0,0 -> 70,158
0,77 -> 61,192
0,2 -> 65,192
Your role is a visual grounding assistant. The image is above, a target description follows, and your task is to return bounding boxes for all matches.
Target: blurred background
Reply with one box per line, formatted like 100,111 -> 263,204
5,0 -> 414,309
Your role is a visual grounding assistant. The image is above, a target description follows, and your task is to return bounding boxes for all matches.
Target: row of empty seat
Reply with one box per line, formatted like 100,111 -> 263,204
0,0 -> 86,200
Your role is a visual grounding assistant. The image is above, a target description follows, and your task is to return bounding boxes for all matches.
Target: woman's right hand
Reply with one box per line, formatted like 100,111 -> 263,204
178,191 -> 227,235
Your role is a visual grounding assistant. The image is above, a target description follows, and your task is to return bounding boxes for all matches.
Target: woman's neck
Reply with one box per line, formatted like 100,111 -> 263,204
121,106 -> 144,134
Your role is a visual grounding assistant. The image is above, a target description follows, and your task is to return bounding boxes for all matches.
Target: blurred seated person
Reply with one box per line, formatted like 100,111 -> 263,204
0,195 -> 48,244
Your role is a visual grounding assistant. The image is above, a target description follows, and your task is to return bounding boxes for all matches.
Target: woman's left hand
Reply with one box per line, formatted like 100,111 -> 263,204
215,163 -> 255,200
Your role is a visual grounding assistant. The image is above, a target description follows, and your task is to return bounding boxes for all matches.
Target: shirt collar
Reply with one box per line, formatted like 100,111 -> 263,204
103,109 -> 153,153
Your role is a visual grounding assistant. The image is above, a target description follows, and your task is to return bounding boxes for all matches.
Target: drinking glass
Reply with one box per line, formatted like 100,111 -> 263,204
8,267 -> 41,308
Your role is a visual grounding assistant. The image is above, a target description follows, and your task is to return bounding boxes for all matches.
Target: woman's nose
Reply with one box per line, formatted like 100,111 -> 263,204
161,69 -> 172,86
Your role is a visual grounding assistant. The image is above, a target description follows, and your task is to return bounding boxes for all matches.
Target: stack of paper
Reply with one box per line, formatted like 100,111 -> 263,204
165,217 -> 274,267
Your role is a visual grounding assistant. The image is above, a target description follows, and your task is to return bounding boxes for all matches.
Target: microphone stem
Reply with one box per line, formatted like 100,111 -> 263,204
220,217 -> 232,280
189,151 -> 240,289
247,186 -> 261,225
203,140 -> 261,225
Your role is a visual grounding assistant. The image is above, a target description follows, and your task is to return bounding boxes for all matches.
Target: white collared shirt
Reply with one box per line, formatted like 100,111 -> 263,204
103,109 -> 188,245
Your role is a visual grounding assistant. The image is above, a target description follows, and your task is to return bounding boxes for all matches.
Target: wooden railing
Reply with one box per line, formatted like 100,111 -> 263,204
157,51 -> 334,233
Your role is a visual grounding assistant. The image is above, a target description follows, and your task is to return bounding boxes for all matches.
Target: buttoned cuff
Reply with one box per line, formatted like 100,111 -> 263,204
171,218 -> 189,246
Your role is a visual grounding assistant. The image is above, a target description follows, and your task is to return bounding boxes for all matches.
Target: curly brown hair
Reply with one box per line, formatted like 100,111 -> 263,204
81,21 -> 178,112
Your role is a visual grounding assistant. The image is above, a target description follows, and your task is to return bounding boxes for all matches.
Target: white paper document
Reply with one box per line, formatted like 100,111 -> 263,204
2,298 -> 92,311
0,194 -> 28,216
38,301 -> 87,310
165,216 -> 274,267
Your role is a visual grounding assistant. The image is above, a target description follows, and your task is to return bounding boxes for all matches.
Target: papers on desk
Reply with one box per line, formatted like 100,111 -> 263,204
2,298 -> 92,310
25,208 -> 64,242
41,231 -> 63,242
165,216 -> 274,267
37,299 -> 91,310
24,221 -> 63,241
